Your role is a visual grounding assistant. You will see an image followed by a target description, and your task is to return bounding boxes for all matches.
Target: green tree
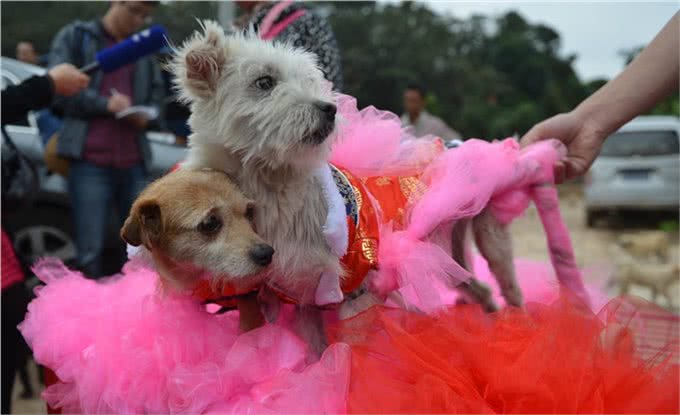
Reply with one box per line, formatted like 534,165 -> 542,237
327,4 -> 590,139
2,1 -> 630,137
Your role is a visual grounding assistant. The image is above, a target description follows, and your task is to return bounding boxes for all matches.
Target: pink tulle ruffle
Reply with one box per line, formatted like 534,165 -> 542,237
20,259 -> 349,414
330,93 -> 442,177
20,94 -> 604,414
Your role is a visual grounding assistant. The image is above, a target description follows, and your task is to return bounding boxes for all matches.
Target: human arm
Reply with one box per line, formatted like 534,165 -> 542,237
521,12 -> 679,183
48,25 -> 119,118
1,64 -> 89,125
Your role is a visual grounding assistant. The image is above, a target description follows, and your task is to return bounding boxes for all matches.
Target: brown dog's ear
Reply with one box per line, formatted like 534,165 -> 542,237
171,20 -> 226,101
120,201 -> 162,249
121,214 -> 142,247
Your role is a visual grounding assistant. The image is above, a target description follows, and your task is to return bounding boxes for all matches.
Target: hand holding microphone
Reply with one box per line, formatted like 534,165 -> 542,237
48,64 -> 90,96
73,24 -> 168,128
47,24 -> 167,98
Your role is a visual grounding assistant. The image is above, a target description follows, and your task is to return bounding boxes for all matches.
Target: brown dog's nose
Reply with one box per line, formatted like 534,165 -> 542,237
315,101 -> 337,120
249,244 -> 274,266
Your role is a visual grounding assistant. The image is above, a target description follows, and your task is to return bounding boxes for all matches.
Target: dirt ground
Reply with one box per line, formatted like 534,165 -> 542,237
511,182 -> 679,305
11,182 -> 679,414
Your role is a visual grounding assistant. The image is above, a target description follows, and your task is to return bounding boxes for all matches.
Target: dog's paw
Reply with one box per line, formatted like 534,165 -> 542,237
338,292 -> 380,320
457,279 -> 499,313
501,284 -> 524,308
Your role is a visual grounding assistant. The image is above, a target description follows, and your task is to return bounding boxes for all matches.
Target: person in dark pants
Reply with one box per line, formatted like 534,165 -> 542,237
48,1 -> 164,278
1,258 -> 31,414
2,64 -> 89,414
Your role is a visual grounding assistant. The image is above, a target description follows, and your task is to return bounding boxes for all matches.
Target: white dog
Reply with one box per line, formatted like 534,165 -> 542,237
618,231 -> 671,263
170,21 -> 523,349
608,243 -> 678,307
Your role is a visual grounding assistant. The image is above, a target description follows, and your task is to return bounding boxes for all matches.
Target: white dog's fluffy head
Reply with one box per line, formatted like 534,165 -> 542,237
171,20 -> 337,171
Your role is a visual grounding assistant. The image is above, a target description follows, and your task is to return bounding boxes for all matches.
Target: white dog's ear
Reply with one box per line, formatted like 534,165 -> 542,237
172,20 -> 227,102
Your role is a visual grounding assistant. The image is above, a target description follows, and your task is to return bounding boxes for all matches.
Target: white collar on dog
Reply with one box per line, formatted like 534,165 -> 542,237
314,164 -> 349,258
312,164 -> 348,306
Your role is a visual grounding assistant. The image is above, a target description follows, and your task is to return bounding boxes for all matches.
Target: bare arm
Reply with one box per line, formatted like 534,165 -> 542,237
521,12 -> 679,182
577,12 -> 678,136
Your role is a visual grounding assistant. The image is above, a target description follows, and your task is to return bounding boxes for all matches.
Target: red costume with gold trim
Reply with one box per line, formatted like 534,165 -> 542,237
190,139 -> 442,308
21,92 -> 678,415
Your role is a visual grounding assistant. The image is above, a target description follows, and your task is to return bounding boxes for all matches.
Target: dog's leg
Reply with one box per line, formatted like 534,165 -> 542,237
450,219 -> 498,312
663,280 -> 675,308
258,285 -> 282,323
456,279 -> 498,312
338,289 -> 381,320
450,219 -> 472,271
295,305 -> 327,356
236,291 -> 265,332
651,285 -> 659,302
473,208 -> 523,307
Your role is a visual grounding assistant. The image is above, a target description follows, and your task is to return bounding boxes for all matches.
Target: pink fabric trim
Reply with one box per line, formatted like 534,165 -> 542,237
259,0 -> 293,37
531,184 -> 590,307
261,9 -> 306,40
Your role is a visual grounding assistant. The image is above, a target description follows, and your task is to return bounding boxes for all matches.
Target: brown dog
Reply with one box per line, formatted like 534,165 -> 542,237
121,168 -> 274,330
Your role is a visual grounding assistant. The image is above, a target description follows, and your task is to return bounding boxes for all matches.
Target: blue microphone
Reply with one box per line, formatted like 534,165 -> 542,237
80,25 -> 168,74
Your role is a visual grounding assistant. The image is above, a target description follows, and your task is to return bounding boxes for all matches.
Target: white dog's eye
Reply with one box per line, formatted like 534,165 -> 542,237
198,215 -> 223,235
254,76 -> 275,91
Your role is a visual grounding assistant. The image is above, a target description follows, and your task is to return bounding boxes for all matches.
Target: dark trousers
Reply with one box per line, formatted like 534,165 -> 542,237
2,282 -> 30,414
68,161 -> 147,278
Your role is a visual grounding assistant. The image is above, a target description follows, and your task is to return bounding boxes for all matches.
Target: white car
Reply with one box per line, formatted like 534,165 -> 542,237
584,116 -> 680,227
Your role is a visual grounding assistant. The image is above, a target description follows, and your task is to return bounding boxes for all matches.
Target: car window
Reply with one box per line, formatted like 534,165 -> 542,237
601,130 -> 679,157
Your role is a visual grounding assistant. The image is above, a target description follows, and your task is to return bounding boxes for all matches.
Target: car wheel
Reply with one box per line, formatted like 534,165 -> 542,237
6,205 -> 76,267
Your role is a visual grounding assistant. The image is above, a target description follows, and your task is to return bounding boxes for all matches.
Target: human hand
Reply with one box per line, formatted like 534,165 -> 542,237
107,91 -> 131,114
47,63 -> 90,96
520,111 -> 606,184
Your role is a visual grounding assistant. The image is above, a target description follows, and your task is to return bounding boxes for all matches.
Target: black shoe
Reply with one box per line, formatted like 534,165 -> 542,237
20,390 -> 34,400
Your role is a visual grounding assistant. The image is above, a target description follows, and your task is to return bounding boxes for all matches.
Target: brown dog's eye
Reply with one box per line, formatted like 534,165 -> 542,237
197,215 -> 222,235
245,203 -> 255,222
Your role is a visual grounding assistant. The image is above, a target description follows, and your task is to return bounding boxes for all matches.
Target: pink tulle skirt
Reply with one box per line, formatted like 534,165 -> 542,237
331,296 -> 679,414
20,259 -> 350,414
19,94 -> 678,413
20,257 -> 678,414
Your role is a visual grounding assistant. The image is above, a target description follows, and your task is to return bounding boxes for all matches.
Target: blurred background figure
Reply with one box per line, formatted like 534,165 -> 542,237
48,0 -> 164,279
234,0 -> 344,91
401,83 -> 461,141
16,41 -> 38,64
15,41 -> 47,66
